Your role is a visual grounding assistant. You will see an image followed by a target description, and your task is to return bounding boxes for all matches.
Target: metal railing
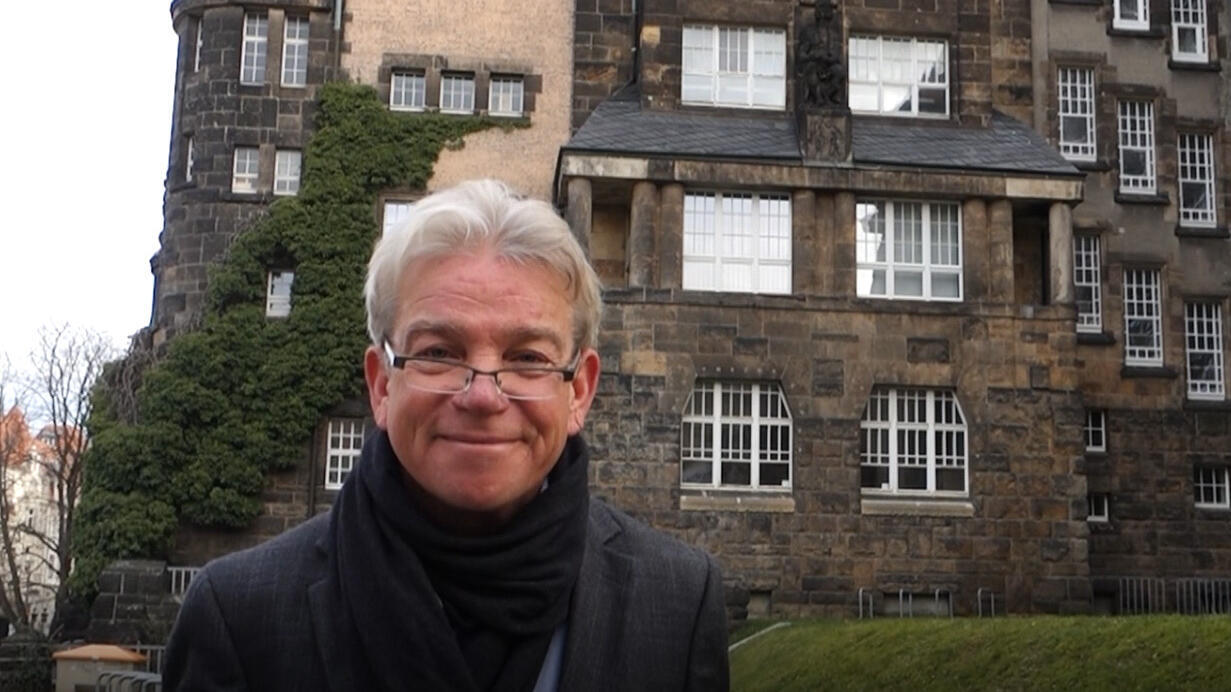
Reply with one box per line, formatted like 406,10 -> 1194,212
1118,576 -> 1166,615
96,670 -> 161,691
130,644 -> 166,675
1175,578 -> 1231,615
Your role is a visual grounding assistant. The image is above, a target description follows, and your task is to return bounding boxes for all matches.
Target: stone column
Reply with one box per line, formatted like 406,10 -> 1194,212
831,192 -> 856,297
792,190 -> 817,294
962,199 -> 989,300
1048,202 -> 1074,305
565,177 -> 592,257
987,199 -> 1015,303
658,183 -> 684,289
628,181 -> 659,287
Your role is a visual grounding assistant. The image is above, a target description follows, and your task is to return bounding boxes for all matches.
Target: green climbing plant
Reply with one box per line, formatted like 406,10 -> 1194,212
71,82 -> 516,596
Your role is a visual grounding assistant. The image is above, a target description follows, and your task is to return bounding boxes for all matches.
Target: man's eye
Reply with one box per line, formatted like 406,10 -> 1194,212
509,351 -> 552,366
415,346 -> 457,360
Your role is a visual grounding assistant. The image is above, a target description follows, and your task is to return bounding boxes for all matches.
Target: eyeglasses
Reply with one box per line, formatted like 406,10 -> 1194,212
382,340 -> 579,401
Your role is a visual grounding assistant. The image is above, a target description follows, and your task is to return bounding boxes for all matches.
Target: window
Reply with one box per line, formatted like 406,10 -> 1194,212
274,150 -> 301,196
325,418 -> 367,489
240,13 -> 268,85
1178,133 -> 1216,227
1124,268 -> 1163,366
860,388 -> 968,496
265,270 -> 294,318
1194,466 -> 1229,509
489,76 -> 525,117
681,381 -> 792,490
856,200 -> 963,301
383,201 -> 415,235
281,16 -> 309,87
682,192 -> 791,294
1074,235 -> 1103,332
1185,302 -> 1225,400
185,136 -> 194,183
849,36 -> 948,118
681,25 -> 786,109
1117,101 -> 1156,193
439,73 -> 475,113
390,71 -> 426,111
1088,493 -> 1110,522
231,147 -> 259,193
1058,68 -> 1096,161
1114,0 -> 1149,30
1085,409 -> 1107,453
193,18 -> 203,72
1171,0 -> 1208,61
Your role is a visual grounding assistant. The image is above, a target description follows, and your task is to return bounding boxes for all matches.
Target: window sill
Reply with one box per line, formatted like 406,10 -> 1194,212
1085,449 -> 1108,458
220,190 -> 272,204
1168,59 -> 1220,72
1114,192 -> 1169,205
679,492 -> 796,513
1071,159 -> 1112,172
1077,330 -> 1115,345
1120,365 -> 1178,379
1183,398 -> 1231,411
1107,26 -> 1165,39
860,496 -> 974,517
1176,225 -> 1228,239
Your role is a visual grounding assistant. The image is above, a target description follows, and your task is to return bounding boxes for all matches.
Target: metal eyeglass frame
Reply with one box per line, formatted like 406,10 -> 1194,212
382,339 -> 579,401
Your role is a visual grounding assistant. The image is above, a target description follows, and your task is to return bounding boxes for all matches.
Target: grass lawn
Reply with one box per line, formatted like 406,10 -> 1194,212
729,615 -> 1231,691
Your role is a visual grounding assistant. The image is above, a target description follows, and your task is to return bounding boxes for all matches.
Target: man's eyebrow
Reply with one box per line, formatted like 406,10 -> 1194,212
397,321 -> 567,351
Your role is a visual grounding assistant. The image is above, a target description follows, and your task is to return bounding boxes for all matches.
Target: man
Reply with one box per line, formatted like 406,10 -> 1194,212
163,179 -> 730,691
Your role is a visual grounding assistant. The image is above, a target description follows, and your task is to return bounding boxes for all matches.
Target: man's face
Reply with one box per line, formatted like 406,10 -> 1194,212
364,250 -> 600,527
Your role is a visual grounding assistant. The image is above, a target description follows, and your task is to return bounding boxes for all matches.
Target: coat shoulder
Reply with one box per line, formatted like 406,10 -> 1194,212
198,512 -> 330,594
589,499 -> 714,576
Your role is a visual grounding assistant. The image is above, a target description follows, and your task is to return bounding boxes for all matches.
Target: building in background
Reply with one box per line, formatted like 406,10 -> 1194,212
144,0 -> 1229,618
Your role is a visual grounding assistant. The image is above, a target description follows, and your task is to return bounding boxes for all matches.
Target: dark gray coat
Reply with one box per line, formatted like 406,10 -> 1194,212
164,500 -> 729,691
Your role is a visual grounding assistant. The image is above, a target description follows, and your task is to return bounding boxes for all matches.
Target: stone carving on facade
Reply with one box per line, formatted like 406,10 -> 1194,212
797,1 -> 846,109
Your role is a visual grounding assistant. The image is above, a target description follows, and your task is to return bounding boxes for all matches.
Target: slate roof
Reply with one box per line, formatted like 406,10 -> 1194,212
565,89 -> 1080,177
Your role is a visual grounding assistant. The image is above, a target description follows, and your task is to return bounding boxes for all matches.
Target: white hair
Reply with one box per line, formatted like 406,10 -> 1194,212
364,179 -> 602,352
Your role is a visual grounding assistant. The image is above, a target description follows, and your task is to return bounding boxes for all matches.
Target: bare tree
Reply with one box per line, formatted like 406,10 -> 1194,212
0,326 -> 114,637
0,354 -> 38,635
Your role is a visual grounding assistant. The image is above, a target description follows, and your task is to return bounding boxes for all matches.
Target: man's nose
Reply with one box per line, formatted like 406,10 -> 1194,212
456,371 -> 509,411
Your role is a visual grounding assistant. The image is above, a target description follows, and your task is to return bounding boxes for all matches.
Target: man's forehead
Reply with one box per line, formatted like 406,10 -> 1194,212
397,319 -> 569,349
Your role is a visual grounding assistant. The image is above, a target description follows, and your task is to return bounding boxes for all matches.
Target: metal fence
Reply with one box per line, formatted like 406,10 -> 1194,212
1174,578 -> 1231,615
129,644 -> 166,675
95,670 -> 161,690
168,567 -> 201,598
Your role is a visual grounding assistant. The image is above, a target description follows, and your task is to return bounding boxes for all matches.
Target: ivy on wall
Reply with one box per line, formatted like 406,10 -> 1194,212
71,82 -> 514,595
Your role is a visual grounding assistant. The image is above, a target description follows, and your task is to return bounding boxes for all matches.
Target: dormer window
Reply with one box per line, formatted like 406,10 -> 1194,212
681,24 -> 786,110
849,35 -> 948,118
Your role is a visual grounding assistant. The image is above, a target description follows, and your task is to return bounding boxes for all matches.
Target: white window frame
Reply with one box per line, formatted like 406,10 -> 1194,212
1178,133 -> 1216,227
682,191 -> 792,294
1074,235 -> 1103,332
1171,0 -> 1208,62
1194,466 -> 1230,509
231,147 -> 259,194
489,75 -> 525,117
1058,67 -> 1096,161
1123,268 -> 1163,366
1114,0 -> 1150,30
240,13 -> 268,85
382,201 -> 415,235
439,72 -> 475,114
856,200 -> 963,301
185,136 -> 194,183
1085,409 -> 1107,453
265,270 -> 294,318
1117,101 -> 1156,193
849,35 -> 949,118
681,24 -> 786,110
390,71 -> 426,111
281,15 -> 309,87
1088,493 -> 1110,522
274,150 -> 301,196
193,18 -> 203,73
324,418 -> 367,490
681,381 -> 792,491
860,388 -> 968,497
1185,302 -> 1225,400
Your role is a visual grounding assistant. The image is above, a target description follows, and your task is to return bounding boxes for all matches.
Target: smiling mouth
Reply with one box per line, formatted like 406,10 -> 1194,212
440,435 -> 517,445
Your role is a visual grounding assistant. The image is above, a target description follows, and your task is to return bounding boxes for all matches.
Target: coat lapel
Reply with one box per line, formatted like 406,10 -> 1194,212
306,534 -> 361,692
558,504 -> 633,691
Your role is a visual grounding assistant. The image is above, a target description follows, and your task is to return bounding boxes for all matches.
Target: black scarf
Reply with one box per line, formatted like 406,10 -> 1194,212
322,429 -> 589,691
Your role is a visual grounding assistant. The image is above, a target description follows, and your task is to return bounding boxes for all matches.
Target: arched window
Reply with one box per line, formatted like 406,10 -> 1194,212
860,387 -> 967,496
681,381 -> 791,490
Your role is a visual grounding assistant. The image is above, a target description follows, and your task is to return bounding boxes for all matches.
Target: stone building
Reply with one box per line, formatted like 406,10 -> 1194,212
147,0 -> 1230,617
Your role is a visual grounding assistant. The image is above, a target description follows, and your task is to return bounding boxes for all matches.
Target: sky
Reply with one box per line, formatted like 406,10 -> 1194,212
0,3 -> 177,374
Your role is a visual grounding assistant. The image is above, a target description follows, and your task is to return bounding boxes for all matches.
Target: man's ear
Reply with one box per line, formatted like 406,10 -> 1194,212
364,345 -> 391,429
567,348 -> 601,436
